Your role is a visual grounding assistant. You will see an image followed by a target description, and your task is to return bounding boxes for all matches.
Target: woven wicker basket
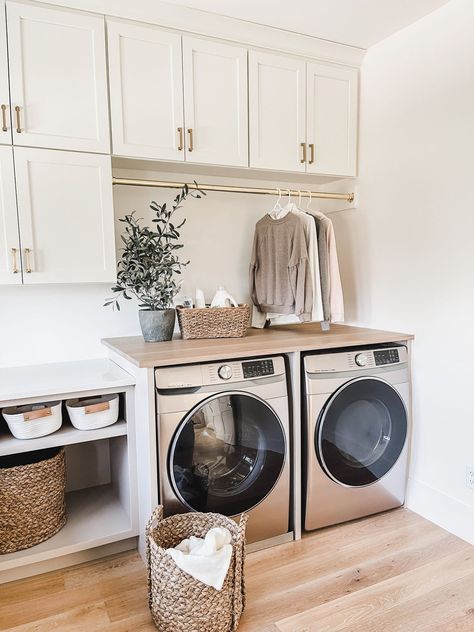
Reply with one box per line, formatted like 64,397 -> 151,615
177,304 -> 251,339
0,447 -> 67,554
146,506 -> 248,632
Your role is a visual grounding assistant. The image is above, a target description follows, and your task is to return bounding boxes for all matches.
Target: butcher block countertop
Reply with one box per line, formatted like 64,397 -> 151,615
102,323 -> 414,369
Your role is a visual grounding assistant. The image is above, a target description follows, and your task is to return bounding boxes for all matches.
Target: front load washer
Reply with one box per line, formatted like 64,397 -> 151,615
303,345 -> 410,530
156,356 -> 291,545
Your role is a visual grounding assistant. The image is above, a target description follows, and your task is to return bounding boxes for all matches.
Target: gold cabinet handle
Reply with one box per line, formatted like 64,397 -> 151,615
309,143 -> 315,164
11,248 -> 19,274
1,104 -> 7,132
15,106 -> 22,133
24,248 -> 32,273
300,142 -> 307,164
177,127 -> 183,151
187,128 -> 194,152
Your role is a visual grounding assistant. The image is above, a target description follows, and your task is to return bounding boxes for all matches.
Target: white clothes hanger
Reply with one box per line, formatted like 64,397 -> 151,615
268,188 -> 283,218
305,190 -> 313,212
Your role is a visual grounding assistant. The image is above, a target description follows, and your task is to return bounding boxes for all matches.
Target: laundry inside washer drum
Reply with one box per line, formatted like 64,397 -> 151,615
171,394 -> 286,515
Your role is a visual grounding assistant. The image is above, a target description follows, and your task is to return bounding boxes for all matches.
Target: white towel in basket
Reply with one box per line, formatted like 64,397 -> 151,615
166,527 -> 233,590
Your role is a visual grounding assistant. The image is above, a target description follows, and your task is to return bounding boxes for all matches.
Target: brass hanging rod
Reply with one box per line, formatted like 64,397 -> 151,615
112,177 -> 355,203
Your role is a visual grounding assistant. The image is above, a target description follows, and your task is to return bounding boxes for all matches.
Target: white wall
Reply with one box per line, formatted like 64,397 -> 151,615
0,167 -> 349,367
333,0 -> 474,543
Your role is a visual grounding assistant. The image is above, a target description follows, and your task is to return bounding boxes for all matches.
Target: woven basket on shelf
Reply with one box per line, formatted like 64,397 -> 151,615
146,506 -> 248,632
0,447 -> 67,554
177,304 -> 251,339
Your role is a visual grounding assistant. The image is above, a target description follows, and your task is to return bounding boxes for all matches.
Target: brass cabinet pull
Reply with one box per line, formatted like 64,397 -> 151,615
177,127 -> 183,151
24,248 -> 32,273
187,128 -> 194,152
300,142 -> 307,164
15,106 -> 22,133
11,248 -> 19,274
309,143 -> 315,164
1,104 -> 7,132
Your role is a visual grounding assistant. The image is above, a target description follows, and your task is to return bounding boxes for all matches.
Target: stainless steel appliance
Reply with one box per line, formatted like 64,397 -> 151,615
303,345 -> 410,530
156,356 -> 291,545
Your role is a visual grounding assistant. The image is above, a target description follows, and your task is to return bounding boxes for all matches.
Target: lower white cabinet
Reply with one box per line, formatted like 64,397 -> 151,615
306,62 -> 358,176
13,148 -> 116,284
0,146 -> 21,283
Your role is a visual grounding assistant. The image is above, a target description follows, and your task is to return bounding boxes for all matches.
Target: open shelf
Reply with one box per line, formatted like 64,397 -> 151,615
0,484 -> 137,572
0,420 -> 127,456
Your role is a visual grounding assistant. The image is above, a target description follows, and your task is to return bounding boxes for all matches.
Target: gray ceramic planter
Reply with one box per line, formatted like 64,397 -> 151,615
138,309 -> 176,342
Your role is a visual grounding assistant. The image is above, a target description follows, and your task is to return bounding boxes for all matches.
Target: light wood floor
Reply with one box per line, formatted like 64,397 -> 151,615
1,508 -> 474,631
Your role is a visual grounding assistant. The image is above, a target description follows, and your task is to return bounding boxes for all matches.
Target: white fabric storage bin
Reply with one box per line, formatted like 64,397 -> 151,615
2,401 -> 62,439
66,394 -> 119,430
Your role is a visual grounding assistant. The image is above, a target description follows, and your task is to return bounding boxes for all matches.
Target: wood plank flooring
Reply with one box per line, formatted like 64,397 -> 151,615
1,509 -> 473,631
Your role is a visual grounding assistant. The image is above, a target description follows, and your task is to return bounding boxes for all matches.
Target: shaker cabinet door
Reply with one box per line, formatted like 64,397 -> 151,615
14,148 -> 116,284
108,20 -> 184,161
7,2 -> 110,153
0,146 -> 21,284
182,37 -> 248,167
306,62 -> 358,176
249,51 -> 306,173
0,1 -> 11,145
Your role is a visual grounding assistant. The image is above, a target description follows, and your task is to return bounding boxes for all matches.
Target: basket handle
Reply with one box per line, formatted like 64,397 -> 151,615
146,506 -> 164,611
231,513 -> 249,630
146,505 -> 164,539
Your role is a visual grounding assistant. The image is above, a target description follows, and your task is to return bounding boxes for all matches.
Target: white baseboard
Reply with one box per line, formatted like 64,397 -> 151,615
407,477 -> 474,545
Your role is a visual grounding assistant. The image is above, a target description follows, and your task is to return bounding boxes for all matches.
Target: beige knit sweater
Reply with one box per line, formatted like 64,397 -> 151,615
249,212 -> 313,321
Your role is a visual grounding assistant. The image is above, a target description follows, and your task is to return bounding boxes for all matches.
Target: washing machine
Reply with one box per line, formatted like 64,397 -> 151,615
303,345 -> 410,530
155,356 -> 291,545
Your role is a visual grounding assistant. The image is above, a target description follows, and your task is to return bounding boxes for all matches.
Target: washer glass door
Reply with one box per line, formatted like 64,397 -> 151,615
316,377 -> 407,487
169,392 -> 286,515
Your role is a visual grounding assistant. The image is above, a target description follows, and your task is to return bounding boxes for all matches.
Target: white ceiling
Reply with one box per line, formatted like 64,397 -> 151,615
162,0 -> 452,49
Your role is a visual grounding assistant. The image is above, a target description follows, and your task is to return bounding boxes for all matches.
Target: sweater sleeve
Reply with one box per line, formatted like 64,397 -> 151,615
249,229 -> 261,309
292,257 -> 313,321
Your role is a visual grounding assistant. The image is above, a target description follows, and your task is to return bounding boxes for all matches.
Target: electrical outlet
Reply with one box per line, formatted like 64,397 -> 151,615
466,465 -> 474,490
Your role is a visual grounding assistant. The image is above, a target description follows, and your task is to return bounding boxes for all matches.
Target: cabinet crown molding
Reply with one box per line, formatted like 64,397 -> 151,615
35,0 -> 366,67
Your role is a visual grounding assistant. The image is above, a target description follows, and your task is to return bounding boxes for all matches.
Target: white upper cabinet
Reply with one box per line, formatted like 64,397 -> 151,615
6,2 -> 110,153
0,146 -> 21,283
249,51 -> 306,173
108,20 -> 184,161
182,37 -> 248,167
0,1 -> 11,145
14,148 -> 116,284
306,62 -> 358,176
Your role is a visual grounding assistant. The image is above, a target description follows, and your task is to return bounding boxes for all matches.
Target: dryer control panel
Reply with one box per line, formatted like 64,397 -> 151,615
305,346 -> 408,374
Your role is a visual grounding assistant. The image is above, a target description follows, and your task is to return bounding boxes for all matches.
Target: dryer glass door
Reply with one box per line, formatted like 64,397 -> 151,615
169,392 -> 286,515
316,377 -> 407,487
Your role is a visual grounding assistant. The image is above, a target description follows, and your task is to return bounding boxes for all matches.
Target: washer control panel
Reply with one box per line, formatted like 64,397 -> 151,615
242,359 -> 275,378
374,348 -> 400,366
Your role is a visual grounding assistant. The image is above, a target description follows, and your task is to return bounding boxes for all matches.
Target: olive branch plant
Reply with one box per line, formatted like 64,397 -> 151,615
104,183 -> 205,311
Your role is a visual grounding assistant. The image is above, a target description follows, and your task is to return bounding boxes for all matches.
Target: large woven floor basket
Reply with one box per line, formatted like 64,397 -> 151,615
0,447 -> 67,554
146,506 -> 248,632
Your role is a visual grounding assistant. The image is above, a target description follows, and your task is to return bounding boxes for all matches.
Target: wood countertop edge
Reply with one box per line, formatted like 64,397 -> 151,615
102,324 -> 414,369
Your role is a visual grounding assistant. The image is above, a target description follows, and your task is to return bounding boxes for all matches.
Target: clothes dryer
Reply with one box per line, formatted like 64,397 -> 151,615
303,345 -> 410,530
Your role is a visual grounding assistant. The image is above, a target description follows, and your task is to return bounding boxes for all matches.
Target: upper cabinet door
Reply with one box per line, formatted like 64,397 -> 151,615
306,62 -> 358,176
0,146 -> 21,284
182,37 -> 248,167
108,20 -> 184,161
249,51 -> 306,172
6,2 -> 110,153
0,1 -> 11,145
14,147 -> 116,284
